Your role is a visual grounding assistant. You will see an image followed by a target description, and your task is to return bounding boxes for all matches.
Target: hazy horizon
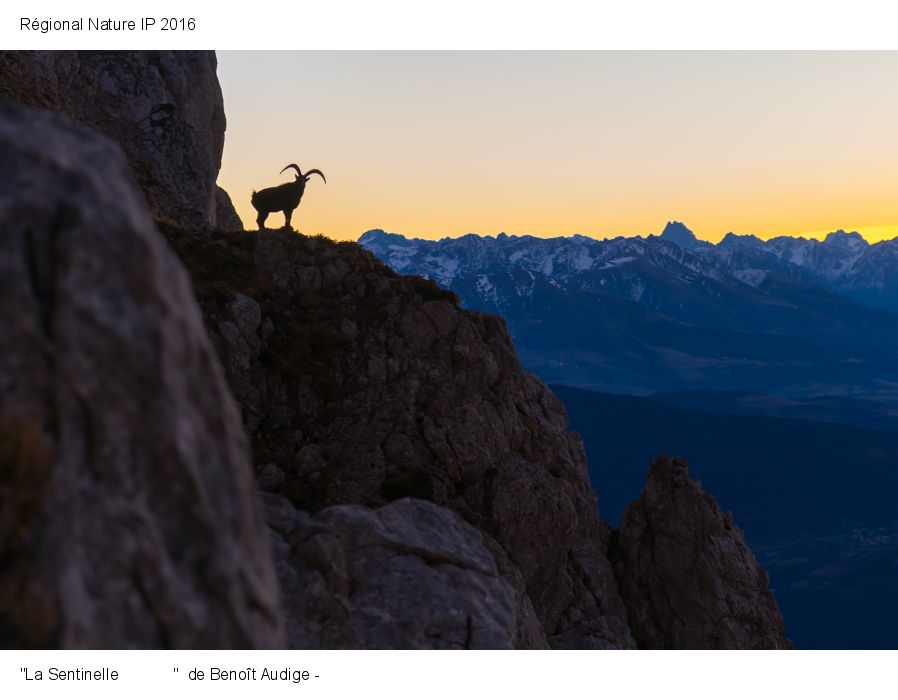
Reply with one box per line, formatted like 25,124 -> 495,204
217,51 -> 898,242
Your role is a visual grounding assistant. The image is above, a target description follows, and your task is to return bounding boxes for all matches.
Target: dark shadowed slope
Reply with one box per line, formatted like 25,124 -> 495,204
650,389 -> 898,431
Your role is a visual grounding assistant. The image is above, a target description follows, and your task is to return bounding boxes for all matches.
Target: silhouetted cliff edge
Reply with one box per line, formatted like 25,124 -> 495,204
0,50 -> 789,649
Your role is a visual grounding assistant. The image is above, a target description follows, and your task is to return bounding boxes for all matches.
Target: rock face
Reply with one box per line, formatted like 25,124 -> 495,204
266,495 -> 517,648
609,456 -> 791,649
216,185 -> 244,231
0,50 -> 231,230
0,100 -> 283,648
165,226 -> 636,649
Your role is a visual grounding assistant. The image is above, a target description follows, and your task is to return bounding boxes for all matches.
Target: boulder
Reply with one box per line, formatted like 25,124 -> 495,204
266,495 -> 518,648
216,185 -> 244,231
0,100 -> 283,648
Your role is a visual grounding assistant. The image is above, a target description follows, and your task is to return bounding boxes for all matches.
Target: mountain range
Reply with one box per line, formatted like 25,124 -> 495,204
360,223 -> 898,404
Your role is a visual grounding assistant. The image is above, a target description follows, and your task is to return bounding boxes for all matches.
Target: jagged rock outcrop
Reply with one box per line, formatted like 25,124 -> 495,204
0,100 -> 283,648
0,50 -> 232,230
266,495 -> 517,648
165,226 -> 636,649
216,185 -> 244,231
609,456 -> 791,649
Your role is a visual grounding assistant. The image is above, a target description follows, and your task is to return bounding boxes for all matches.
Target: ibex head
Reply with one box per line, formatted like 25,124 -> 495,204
281,163 -> 327,184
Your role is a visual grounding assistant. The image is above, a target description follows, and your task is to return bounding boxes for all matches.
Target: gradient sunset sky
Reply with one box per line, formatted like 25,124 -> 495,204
217,51 -> 898,243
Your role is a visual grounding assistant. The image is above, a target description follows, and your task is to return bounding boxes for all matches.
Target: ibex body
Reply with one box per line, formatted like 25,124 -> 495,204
251,163 -> 326,229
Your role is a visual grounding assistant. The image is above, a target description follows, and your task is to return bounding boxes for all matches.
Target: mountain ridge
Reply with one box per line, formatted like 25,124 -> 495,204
359,223 -> 898,300
360,223 -> 893,248
360,226 -> 898,399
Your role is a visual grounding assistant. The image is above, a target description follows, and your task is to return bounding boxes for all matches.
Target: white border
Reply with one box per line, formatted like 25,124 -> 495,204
4,650 -> 896,700
3,0 -> 898,49
2,2 -> 897,696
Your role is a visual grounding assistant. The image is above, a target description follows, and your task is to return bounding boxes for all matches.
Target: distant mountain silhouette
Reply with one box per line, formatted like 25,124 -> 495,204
361,227 -> 898,402
659,220 -> 711,250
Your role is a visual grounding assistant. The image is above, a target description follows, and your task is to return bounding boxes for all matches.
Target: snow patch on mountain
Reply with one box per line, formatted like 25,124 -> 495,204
600,256 -> 636,269
359,224 -> 898,314
733,268 -> 768,287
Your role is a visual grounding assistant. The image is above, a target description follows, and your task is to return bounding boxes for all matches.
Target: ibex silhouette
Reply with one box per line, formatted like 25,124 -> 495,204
251,163 -> 326,230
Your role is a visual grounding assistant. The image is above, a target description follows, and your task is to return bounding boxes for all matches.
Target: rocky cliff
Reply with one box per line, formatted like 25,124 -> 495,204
0,100 -> 281,648
0,50 -> 241,230
610,456 -> 791,649
164,225 -> 634,648
0,50 -> 790,649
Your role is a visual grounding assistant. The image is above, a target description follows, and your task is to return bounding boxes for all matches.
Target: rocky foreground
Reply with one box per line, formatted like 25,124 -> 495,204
0,50 -> 790,649
0,99 -> 283,648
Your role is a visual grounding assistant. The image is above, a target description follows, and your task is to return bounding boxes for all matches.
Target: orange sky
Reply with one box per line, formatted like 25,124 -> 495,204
217,51 -> 898,243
